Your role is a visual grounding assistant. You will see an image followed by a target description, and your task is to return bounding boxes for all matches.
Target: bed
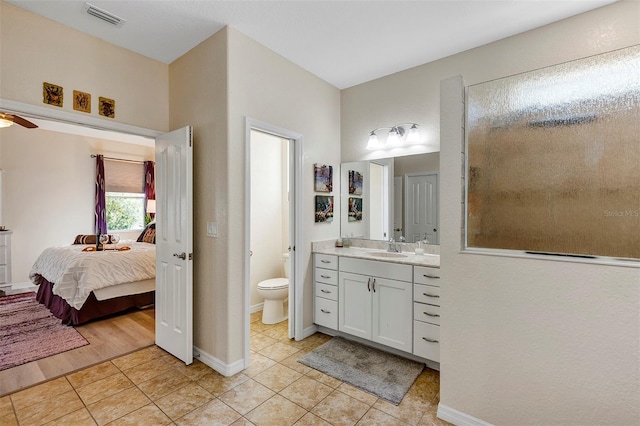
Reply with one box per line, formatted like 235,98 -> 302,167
29,225 -> 156,325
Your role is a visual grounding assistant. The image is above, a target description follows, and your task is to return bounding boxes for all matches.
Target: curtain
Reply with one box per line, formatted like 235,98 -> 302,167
94,155 -> 107,233
144,161 -> 156,219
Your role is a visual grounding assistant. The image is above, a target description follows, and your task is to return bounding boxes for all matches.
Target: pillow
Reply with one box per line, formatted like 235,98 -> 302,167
137,223 -> 156,244
73,234 -> 114,245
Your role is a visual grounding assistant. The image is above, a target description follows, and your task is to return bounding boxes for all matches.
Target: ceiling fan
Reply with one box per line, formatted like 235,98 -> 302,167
0,112 -> 38,129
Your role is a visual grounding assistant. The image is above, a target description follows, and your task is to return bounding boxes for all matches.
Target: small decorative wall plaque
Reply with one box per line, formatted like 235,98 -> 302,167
99,97 -> 115,118
43,82 -> 63,107
73,90 -> 91,113
315,195 -> 334,223
314,163 -> 333,192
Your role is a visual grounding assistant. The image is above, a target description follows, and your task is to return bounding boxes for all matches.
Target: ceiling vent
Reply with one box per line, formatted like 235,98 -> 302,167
84,3 -> 126,27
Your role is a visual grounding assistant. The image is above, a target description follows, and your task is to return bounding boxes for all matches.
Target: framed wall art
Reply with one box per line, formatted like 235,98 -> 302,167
348,170 -> 363,195
348,197 -> 362,222
315,195 -> 334,223
43,82 -> 63,107
73,90 -> 91,113
99,97 -> 115,118
314,163 -> 333,192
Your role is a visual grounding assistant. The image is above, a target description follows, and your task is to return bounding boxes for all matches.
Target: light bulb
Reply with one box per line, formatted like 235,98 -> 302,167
407,124 -> 420,143
366,131 -> 379,150
0,118 -> 13,128
387,127 -> 400,146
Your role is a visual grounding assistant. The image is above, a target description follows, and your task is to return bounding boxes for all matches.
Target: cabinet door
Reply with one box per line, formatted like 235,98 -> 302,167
372,277 -> 413,352
339,272 -> 372,340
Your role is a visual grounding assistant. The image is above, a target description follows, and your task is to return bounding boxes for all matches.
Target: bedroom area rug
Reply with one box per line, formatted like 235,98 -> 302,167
298,336 -> 424,405
0,292 -> 89,371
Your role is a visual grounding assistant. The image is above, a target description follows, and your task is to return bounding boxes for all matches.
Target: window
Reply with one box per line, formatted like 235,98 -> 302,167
465,46 -> 639,259
104,160 -> 145,231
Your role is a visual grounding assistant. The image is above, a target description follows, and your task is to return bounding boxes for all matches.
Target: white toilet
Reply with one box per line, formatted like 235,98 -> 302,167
257,253 -> 290,324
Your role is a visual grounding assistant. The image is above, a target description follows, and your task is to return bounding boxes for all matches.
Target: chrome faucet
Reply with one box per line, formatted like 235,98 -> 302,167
388,236 -> 406,252
388,237 -> 405,253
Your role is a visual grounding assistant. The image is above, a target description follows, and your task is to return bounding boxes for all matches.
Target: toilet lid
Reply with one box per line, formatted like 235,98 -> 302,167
258,278 -> 289,290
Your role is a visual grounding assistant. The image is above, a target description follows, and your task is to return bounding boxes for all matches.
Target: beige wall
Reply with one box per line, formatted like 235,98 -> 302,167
226,27 -> 341,362
0,2 -> 169,132
169,29 -> 229,361
170,26 -> 341,365
342,1 -> 639,424
0,125 -> 153,282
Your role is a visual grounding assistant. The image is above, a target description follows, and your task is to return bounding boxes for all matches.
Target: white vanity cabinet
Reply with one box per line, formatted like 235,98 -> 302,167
338,257 -> 413,352
412,265 -> 441,362
313,254 -> 339,330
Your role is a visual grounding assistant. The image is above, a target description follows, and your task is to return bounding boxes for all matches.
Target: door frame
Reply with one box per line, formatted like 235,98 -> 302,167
244,118 -> 303,366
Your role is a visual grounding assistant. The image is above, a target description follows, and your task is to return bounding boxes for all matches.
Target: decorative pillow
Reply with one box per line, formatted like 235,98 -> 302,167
137,223 -> 156,244
73,234 -> 114,245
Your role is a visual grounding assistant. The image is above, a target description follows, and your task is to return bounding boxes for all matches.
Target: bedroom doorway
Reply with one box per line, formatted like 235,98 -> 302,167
245,119 -> 303,367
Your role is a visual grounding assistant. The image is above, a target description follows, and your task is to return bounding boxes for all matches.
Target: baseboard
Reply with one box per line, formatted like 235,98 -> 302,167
193,346 -> 245,377
437,403 -> 494,426
0,282 -> 38,296
250,303 -> 264,314
301,324 -> 319,340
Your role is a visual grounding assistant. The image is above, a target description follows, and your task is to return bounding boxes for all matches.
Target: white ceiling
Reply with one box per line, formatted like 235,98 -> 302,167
6,0 -> 617,89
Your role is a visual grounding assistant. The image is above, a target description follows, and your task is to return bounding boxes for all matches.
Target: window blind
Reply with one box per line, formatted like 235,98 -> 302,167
104,160 -> 144,193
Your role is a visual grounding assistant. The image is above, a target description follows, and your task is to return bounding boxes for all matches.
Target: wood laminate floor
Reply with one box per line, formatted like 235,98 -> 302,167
0,307 -> 155,397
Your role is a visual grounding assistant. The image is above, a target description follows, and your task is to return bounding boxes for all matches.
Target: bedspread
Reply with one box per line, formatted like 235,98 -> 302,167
29,242 -> 155,309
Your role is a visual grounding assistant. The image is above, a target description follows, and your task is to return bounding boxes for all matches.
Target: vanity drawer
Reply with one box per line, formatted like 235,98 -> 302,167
315,254 -> 338,270
414,303 -> 440,325
315,297 -> 338,330
315,268 -> 338,285
414,266 -> 440,285
0,265 -> 6,284
414,284 -> 440,305
413,321 -> 440,362
0,246 -> 6,265
315,282 -> 338,301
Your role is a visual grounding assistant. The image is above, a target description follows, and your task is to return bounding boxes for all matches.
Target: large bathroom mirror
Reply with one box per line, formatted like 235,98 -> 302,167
340,152 -> 440,244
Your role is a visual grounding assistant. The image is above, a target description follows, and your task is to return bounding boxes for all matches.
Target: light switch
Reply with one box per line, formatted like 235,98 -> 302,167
207,222 -> 218,238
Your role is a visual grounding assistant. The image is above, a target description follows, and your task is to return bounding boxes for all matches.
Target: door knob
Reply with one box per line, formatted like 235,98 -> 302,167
173,252 -> 186,260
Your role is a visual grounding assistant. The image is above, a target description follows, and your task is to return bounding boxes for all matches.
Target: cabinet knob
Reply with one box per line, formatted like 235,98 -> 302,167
423,293 -> 439,298
423,274 -> 440,279
320,309 -> 331,314
320,275 -> 331,279
422,337 -> 439,343
320,289 -> 331,294
423,312 -> 440,317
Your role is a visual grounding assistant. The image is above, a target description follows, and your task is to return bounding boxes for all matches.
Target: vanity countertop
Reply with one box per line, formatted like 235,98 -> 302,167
313,246 -> 440,268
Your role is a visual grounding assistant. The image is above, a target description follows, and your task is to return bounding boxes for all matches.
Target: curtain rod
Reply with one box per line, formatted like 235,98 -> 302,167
90,154 -> 148,164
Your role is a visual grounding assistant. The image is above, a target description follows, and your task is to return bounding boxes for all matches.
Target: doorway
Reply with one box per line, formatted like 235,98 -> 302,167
244,119 -> 302,367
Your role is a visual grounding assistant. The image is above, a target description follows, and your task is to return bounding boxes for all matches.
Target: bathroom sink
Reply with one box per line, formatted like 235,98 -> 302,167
368,251 -> 408,258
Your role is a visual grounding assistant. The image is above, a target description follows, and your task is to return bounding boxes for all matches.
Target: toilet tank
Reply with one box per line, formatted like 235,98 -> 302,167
283,253 -> 290,279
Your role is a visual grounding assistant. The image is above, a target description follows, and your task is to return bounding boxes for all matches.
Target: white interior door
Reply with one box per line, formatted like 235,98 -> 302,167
404,173 -> 439,244
155,126 -> 193,364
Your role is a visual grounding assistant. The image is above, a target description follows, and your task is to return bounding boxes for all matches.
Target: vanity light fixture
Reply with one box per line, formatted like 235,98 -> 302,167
366,123 -> 421,150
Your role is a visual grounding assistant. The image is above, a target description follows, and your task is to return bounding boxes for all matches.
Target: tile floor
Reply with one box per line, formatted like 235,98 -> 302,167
0,312 -> 448,425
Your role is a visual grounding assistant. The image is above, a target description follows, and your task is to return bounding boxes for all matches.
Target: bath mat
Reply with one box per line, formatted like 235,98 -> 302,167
298,336 -> 423,404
